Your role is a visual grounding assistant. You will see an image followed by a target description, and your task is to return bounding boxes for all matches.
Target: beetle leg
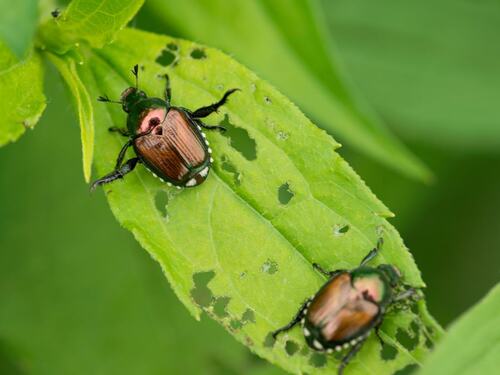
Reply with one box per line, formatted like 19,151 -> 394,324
312,263 -> 344,278
338,339 -> 366,375
97,94 -> 122,105
393,287 -> 419,302
191,88 -> 240,118
375,326 -> 385,347
114,139 -> 134,169
198,122 -> 227,133
271,298 -> 311,339
109,126 -> 130,137
90,157 -> 141,192
359,237 -> 384,266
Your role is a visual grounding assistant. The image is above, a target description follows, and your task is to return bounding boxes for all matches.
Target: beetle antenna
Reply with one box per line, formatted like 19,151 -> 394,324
97,95 -> 121,104
131,64 -> 139,89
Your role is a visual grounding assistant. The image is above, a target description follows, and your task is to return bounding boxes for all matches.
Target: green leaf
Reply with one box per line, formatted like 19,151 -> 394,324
60,28 -> 441,374
0,0 -> 38,58
47,53 -> 94,182
418,284 -> 500,375
38,0 -> 144,54
323,0 -> 500,152
0,40 -> 46,147
143,0 -> 431,182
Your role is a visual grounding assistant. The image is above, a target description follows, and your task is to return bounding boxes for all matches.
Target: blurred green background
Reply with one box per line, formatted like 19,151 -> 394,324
1,0 -> 500,374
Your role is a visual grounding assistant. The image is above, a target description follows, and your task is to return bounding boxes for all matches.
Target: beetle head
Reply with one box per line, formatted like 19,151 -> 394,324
120,87 -> 147,113
377,264 -> 401,288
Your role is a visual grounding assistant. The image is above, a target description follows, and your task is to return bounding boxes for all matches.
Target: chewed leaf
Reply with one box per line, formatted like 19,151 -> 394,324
70,28 -> 440,374
0,41 -> 46,147
38,0 -> 144,54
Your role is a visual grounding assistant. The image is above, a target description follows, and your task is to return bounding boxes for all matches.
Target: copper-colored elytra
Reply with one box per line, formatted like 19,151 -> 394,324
306,272 -> 379,342
134,108 -> 208,183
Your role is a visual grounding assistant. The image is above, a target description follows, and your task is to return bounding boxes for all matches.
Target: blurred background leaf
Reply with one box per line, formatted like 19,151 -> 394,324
418,283 -> 500,375
0,0 -> 38,58
141,0 -> 431,182
323,0 -> 500,152
0,64 -> 285,375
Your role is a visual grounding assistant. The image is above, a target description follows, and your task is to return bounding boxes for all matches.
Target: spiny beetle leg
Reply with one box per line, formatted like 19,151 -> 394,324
199,122 -> 226,132
192,88 -> 240,118
360,237 -> 384,266
90,157 -> 140,192
313,263 -> 344,278
338,339 -> 366,375
114,139 -> 134,169
271,298 -> 311,339
375,325 -> 385,346
393,287 -> 419,302
97,95 -> 121,104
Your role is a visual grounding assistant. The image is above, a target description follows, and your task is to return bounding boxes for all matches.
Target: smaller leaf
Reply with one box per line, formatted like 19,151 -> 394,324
418,283 -> 500,375
47,53 -> 93,182
38,0 -> 144,54
0,40 -> 46,147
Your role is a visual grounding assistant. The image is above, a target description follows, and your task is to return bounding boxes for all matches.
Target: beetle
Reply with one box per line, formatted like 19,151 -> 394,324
90,65 -> 239,191
271,238 -> 419,375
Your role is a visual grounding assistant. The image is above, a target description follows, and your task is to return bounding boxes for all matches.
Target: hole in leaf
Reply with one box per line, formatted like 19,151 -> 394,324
264,96 -> 272,104
229,308 -> 255,330
263,333 -> 276,348
393,364 -> 418,375
381,342 -> 398,360
191,271 -> 215,307
230,319 -> 243,330
424,337 -> 434,349
333,224 -> 349,236
309,352 -> 327,367
167,42 -> 178,51
261,259 -> 278,274
410,320 -> 420,335
242,309 -> 256,324
278,183 -> 294,205
191,48 -> 206,59
396,328 -> 419,352
245,336 -> 254,347
219,114 -> 257,161
276,131 -> 289,141
154,190 -> 169,217
285,341 -> 299,356
300,346 -> 311,356
156,48 -> 176,67
213,296 -> 230,318
220,155 -> 242,185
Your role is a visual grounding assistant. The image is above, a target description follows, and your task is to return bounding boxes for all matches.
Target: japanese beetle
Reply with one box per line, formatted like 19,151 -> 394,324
271,239 -> 419,375
90,65 -> 239,191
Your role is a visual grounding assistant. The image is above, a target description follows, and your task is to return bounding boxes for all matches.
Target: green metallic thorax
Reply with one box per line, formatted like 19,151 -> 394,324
351,267 -> 393,309
126,96 -> 168,134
